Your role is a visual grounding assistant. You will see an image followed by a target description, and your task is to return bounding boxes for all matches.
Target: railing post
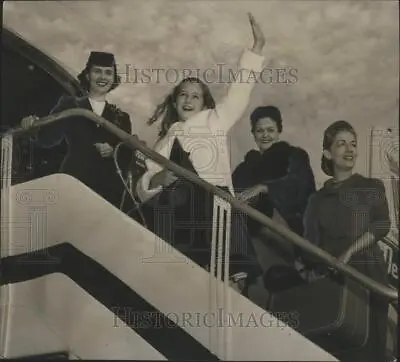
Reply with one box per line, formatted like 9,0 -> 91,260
0,133 -> 13,357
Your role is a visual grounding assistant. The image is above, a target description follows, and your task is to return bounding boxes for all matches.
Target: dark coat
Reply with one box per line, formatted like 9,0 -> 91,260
302,173 -> 390,281
232,141 -> 316,236
36,95 -> 133,207
302,173 -> 390,362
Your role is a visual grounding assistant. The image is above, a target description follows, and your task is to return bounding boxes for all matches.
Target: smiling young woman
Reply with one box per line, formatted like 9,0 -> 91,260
20,51 -> 134,208
137,13 -> 266,294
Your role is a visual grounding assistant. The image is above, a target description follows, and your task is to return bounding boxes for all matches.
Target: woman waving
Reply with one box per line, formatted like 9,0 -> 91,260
137,13 -> 266,293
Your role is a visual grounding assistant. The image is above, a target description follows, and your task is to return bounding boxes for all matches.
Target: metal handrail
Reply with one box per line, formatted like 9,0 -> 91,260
3,109 -> 398,302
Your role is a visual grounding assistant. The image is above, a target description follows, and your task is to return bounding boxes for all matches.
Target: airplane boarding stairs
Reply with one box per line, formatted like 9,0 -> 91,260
0,174 -> 338,360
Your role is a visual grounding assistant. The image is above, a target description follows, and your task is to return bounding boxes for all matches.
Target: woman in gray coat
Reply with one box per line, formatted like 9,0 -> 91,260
302,120 -> 391,362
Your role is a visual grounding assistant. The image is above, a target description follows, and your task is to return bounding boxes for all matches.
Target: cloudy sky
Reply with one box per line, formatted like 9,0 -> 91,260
4,0 -> 399,187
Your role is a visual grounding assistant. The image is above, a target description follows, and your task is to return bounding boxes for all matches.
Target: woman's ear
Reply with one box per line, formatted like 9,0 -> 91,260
323,149 -> 332,160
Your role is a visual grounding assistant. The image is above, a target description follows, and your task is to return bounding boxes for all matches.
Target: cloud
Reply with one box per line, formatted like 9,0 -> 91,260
3,0 -> 399,187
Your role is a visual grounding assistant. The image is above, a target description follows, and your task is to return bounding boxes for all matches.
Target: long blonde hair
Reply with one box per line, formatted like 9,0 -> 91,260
147,77 -> 216,141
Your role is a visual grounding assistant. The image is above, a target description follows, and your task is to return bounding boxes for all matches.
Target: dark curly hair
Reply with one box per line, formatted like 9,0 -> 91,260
250,105 -> 283,133
321,120 -> 357,176
147,77 -> 216,139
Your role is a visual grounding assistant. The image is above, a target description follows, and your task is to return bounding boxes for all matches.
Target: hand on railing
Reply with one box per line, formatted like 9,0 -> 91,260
236,184 -> 268,205
337,249 -> 353,265
21,115 -> 39,129
94,142 -> 113,158
149,169 -> 178,189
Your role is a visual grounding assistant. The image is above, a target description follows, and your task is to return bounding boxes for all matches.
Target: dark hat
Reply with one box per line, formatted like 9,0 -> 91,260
86,51 -> 116,68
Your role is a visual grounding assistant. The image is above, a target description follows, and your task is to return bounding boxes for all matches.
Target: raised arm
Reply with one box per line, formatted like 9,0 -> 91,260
214,13 -> 265,132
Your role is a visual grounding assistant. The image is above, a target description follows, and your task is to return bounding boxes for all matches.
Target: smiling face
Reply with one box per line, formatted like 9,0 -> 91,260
174,82 -> 205,121
323,130 -> 358,173
252,117 -> 280,152
87,65 -> 115,95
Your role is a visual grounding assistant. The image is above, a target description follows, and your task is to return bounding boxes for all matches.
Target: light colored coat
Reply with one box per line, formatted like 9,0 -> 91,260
137,50 -> 265,203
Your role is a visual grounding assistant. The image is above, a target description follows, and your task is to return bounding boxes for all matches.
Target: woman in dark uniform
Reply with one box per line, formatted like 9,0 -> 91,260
21,52 -> 133,208
302,120 -> 391,362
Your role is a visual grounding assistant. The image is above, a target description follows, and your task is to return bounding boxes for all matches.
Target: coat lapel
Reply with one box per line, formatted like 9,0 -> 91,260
76,96 -> 93,111
102,102 -> 113,120
76,96 -> 111,118
321,173 -> 362,196
102,102 -> 125,128
76,97 -> 115,128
